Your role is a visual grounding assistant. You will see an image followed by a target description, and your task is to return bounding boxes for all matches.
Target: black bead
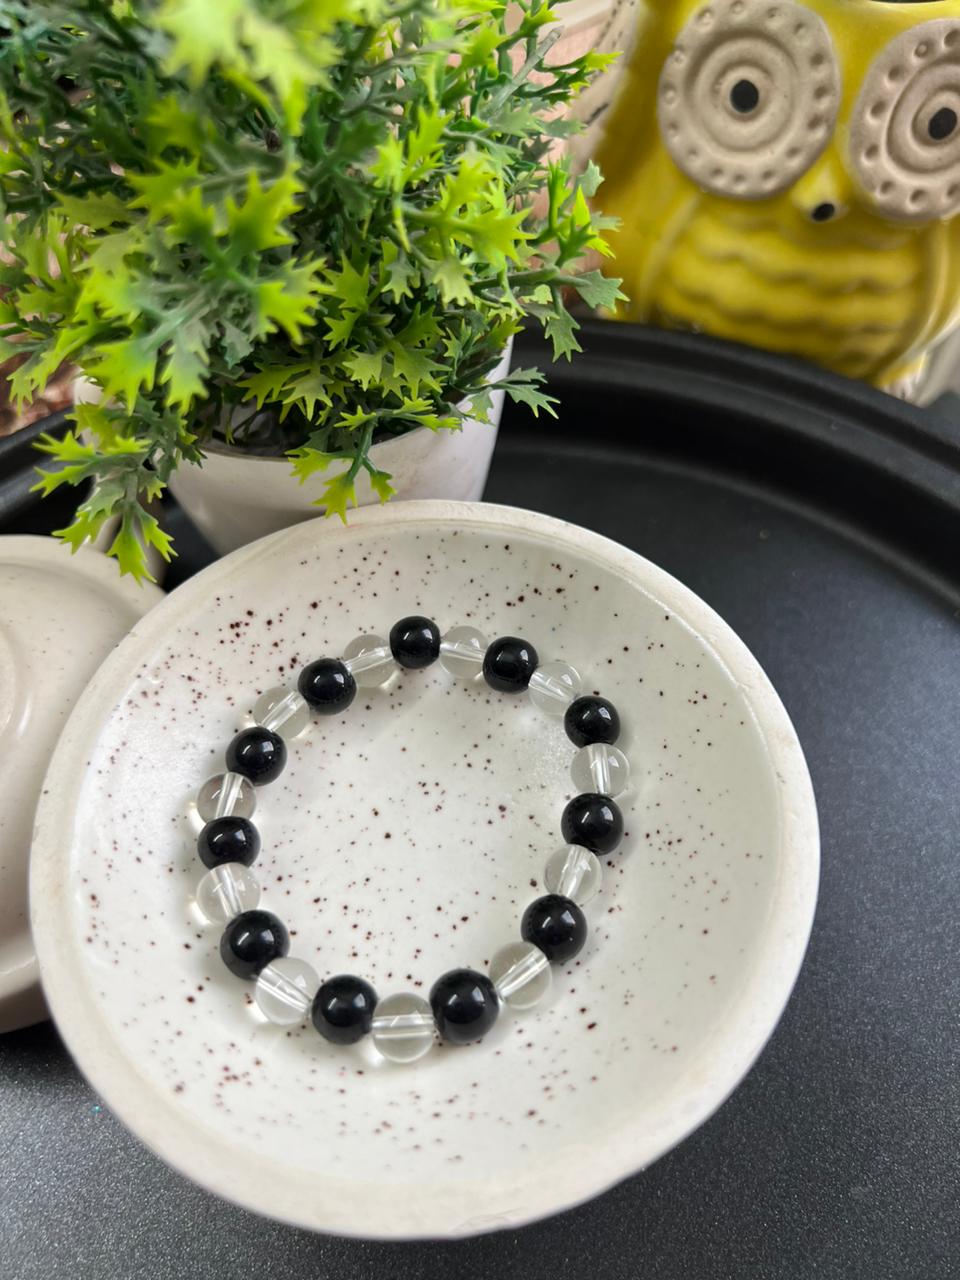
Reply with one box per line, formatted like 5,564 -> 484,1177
521,894 -> 587,964
219,910 -> 289,980
564,695 -> 621,748
298,658 -> 356,714
561,792 -> 624,855
482,636 -> 539,693
389,615 -> 441,669
225,727 -> 287,785
429,968 -> 500,1045
311,974 -> 378,1045
197,816 -> 260,869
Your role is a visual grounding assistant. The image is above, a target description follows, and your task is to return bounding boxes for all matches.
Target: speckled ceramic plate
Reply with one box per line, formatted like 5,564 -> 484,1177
0,536 -> 162,1033
30,501 -> 818,1238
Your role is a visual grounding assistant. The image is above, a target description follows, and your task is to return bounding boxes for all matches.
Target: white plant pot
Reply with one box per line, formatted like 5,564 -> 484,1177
167,340 -> 512,555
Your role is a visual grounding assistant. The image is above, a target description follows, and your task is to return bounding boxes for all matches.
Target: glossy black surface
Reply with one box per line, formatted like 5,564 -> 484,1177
311,975 -> 378,1045
520,895 -> 587,964
196,817 -> 260,870
224,727 -> 287,786
563,695 -> 621,748
297,658 -> 356,714
482,635 -> 539,693
388,615 -> 441,669
560,793 -> 624,856
429,969 -> 500,1045
219,911 -> 289,980
3,322 -> 959,1278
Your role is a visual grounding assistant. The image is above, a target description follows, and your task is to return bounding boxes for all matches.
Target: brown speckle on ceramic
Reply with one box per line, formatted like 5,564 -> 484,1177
30,502 -> 818,1238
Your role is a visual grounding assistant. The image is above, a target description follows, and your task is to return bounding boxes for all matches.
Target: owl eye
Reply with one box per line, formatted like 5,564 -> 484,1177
657,0 -> 840,200
850,20 -> 960,222
928,106 -> 957,142
729,79 -> 760,114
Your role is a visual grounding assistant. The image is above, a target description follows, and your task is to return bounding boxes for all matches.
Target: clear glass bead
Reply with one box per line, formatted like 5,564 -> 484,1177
195,863 -> 260,924
370,993 -> 436,1064
342,634 -> 398,687
543,844 -> 602,906
489,941 -> 552,1010
254,957 -> 319,1025
253,686 -> 310,737
528,661 -> 582,714
196,771 -> 256,822
571,742 -> 630,797
438,626 -> 487,678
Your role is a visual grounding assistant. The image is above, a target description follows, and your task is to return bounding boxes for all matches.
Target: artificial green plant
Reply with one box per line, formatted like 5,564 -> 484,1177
0,0 -> 622,578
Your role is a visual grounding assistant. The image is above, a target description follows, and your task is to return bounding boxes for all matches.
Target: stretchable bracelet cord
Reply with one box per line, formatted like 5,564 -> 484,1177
190,616 -> 628,1062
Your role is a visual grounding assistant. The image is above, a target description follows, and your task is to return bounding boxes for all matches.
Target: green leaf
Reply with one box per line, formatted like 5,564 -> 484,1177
318,469 -> 357,522
543,308 -> 581,362
105,514 -> 154,581
224,170 -> 300,258
128,159 -> 201,221
138,510 -> 177,565
162,318 -> 210,409
69,402 -> 115,445
500,372 -> 558,418
370,135 -> 405,192
405,108 -> 450,186
428,257 -> 473,305
570,269 -> 626,312
288,447 -> 338,483
323,256 -> 371,313
388,342 -> 443,397
238,361 -> 309,407
396,305 -> 442,348
380,240 -> 417,302
77,267 -> 154,323
324,310 -> 360,348
342,349 -> 384,390
578,161 -> 604,199
283,367 -> 334,420
92,336 -> 159,410
252,263 -> 321,343
365,465 -> 395,504
31,430 -> 100,493
157,0 -> 246,85
465,207 -> 528,269
339,408 -> 376,431
464,383 -> 493,423
146,96 -> 207,153
56,192 -> 131,230
165,186 -> 218,245
8,348 -> 66,405
83,226 -> 145,277
220,318 -> 254,365
244,15 -> 333,130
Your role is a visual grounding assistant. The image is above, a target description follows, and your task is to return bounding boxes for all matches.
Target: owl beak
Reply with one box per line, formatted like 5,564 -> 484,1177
788,152 -> 853,224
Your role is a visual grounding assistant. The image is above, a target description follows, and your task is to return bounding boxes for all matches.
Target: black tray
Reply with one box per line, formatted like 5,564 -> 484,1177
1,322 -> 958,1280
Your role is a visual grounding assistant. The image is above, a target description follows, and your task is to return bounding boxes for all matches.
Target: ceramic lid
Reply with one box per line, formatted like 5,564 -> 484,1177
0,535 -> 162,1031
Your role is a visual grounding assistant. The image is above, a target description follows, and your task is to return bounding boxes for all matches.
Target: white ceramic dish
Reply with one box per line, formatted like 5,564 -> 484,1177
0,536 -> 162,1032
31,501 -> 818,1237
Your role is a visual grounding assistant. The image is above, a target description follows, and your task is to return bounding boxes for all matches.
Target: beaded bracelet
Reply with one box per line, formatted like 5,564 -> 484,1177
190,616 -> 628,1063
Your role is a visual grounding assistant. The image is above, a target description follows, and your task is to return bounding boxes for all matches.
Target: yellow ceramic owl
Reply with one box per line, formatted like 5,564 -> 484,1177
574,0 -> 960,389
